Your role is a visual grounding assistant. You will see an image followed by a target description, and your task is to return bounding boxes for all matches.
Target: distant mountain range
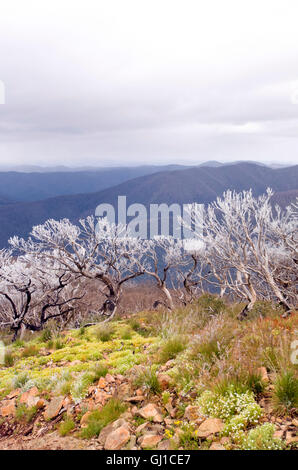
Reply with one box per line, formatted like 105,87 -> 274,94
0,160 -> 293,173
0,162 -> 297,247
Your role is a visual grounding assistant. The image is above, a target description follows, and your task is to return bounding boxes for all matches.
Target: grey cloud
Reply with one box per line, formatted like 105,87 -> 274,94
0,0 -> 298,166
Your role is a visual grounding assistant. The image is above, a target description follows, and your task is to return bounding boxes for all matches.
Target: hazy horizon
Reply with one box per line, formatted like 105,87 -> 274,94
1,1 -> 298,167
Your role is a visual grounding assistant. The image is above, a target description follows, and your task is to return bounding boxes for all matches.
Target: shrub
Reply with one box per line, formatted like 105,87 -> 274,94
81,399 -> 126,438
214,372 -> 266,397
273,370 -> 298,415
129,318 -> 151,337
70,371 -> 96,403
4,350 -> 14,367
245,372 -> 266,396
159,336 -> 187,363
54,338 -> 64,350
162,391 -> 171,405
95,324 -> 115,342
241,423 -> 284,450
59,417 -> 75,436
121,327 -> 132,340
197,385 -> 263,437
21,345 -> 39,358
197,294 -> 226,315
223,403 -> 263,437
134,366 -> 161,394
40,328 -> 52,342
15,404 -> 38,423
79,327 -> 86,337
13,339 -> 25,348
179,423 -> 199,450
92,363 -> 108,381
11,372 -> 31,389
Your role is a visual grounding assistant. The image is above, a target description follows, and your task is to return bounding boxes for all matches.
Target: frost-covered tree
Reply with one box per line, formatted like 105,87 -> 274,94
10,217 -> 147,321
0,250 -> 80,340
187,189 -> 297,318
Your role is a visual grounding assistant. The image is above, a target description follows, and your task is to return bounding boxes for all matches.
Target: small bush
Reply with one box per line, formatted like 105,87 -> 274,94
162,391 -> 171,405
159,336 -> 187,363
54,338 -> 64,350
40,328 -> 52,342
92,363 -> 108,381
59,417 -> 75,436
12,372 -> 31,389
15,404 -> 38,423
134,366 -> 161,394
4,350 -> 15,367
197,385 -> 263,437
21,345 -> 39,358
121,327 -> 132,340
79,327 -> 86,337
273,370 -> 298,415
179,423 -> 199,450
241,423 -> 284,450
95,324 -> 115,342
197,294 -> 226,315
129,318 -> 151,337
81,399 -> 126,438
245,372 -> 266,396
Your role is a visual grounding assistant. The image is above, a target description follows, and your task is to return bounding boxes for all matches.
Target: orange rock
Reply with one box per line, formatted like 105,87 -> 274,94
140,434 -> 163,449
196,418 -> 224,438
6,389 -> 21,399
98,377 -> 106,389
209,442 -> 226,450
104,426 -> 130,450
257,367 -> 269,383
157,374 -> 172,391
105,374 -> 115,383
19,387 -> 39,405
1,399 -> 16,417
184,405 -> 202,422
80,411 -> 92,427
44,396 -> 64,420
138,403 -> 163,423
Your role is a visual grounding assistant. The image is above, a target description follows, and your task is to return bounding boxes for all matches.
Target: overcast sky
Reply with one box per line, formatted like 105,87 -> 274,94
0,0 -> 298,167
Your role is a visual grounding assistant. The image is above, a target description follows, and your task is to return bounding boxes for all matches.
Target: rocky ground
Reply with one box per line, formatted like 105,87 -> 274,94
0,300 -> 297,450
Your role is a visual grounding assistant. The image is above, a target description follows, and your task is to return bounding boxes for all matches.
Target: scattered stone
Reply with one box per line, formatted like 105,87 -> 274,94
209,442 -> 226,450
98,377 -> 106,389
125,396 -> 145,403
157,374 -> 172,390
138,403 -> 163,423
286,433 -> 298,445
196,418 -> 224,438
157,439 -> 172,450
19,387 -> 39,405
140,434 -> 163,449
136,422 -> 150,434
273,430 -> 284,439
44,396 -> 64,420
105,374 -> 115,384
0,399 -> 16,417
98,419 -> 130,445
257,367 -> 269,383
80,411 -> 92,427
126,435 -> 137,449
184,405 -> 203,422
6,389 -> 21,399
104,426 -> 131,450
116,383 -> 132,400
220,436 -> 230,445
